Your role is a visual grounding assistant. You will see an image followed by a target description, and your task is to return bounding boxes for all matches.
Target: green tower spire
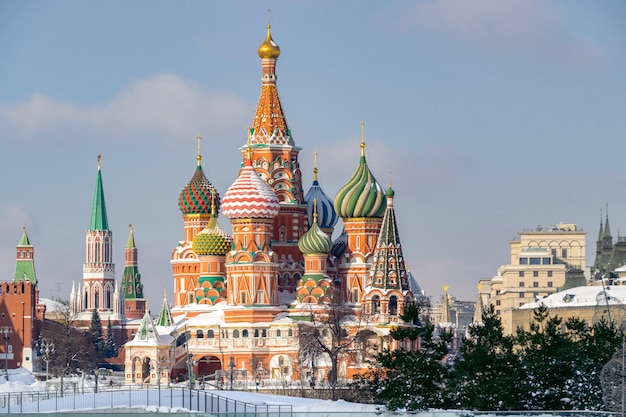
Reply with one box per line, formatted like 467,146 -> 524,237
89,153 -> 109,231
14,226 -> 37,283
122,224 -> 143,300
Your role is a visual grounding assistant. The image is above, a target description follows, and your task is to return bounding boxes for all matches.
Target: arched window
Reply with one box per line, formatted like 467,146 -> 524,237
94,290 -> 99,309
254,329 -> 259,338
242,329 -> 249,338
288,328 -> 293,337
95,239 -> 101,263
372,295 -> 381,314
207,330 -> 214,339
233,330 -> 240,338
389,295 -> 398,315
276,329 -> 282,337
105,286 -> 112,309
262,329 -> 267,337
196,330 -> 204,339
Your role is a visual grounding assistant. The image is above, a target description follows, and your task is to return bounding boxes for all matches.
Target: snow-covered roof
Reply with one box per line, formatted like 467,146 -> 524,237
38,297 -> 68,312
520,284 -> 626,309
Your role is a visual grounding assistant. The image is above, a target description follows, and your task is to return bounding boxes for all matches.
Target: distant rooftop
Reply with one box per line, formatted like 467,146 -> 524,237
519,222 -> 581,233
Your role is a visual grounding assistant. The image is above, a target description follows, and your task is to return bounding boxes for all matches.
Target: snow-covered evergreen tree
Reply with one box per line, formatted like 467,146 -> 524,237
448,305 -> 524,410
104,318 -> 118,358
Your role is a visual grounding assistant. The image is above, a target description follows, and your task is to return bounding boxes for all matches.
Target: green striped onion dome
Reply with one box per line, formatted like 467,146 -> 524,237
334,154 -> 386,218
192,215 -> 233,256
298,217 -> 332,255
179,165 -> 220,215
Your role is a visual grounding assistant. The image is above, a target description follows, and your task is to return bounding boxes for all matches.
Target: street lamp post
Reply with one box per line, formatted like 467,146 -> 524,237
1,326 -> 12,381
228,356 -> 235,390
186,353 -> 194,390
38,338 -> 55,381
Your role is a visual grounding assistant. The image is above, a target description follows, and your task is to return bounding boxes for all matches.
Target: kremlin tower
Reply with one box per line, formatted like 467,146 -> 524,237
70,154 -> 123,320
121,225 -> 146,319
70,155 -> 147,361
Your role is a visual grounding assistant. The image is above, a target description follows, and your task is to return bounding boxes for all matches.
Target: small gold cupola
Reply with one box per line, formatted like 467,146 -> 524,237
258,24 -> 280,59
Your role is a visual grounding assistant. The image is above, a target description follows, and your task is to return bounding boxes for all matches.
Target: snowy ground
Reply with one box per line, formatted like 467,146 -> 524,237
0,368 -> 590,417
0,368 -> 388,415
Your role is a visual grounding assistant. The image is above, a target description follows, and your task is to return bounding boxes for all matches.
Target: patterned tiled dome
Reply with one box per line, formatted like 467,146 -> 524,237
179,165 -> 220,215
304,167 -> 338,231
192,210 -> 233,256
298,212 -> 332,255
334,142 -> 385,219
222,159 -> 280,220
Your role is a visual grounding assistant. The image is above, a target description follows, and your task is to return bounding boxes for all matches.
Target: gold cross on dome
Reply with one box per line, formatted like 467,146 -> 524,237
196,134 -> 202,165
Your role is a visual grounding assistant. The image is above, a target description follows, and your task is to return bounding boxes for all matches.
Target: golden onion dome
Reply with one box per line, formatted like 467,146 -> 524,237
258,25 -> 280,59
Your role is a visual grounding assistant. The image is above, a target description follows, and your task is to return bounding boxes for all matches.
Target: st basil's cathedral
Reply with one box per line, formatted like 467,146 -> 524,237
70,21 -> 425,386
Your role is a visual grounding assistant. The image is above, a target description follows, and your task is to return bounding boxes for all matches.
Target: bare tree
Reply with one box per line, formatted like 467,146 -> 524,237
42,307 -> 96,394
298,296 -> 369,400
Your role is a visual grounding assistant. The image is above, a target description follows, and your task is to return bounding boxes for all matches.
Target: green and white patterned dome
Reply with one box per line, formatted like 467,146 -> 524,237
334,141 -> 385,219
298,203 -> 332,255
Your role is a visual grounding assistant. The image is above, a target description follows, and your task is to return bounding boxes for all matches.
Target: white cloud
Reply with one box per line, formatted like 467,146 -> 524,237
0,74 -> 251,146
392,0 -> 607,66
0,203 -> 35,236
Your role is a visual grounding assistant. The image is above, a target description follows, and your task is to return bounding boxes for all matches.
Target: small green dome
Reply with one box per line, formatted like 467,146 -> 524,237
298,218 -> 332,255
192,214 -> 233,256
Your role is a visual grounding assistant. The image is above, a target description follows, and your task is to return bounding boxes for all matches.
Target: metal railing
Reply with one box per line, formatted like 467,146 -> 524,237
0,386 -> 292,415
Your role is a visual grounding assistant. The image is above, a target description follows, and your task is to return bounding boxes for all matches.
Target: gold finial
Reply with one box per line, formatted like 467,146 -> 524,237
97,153 -> 101,170
313,198 -> 318,221
443,284 -> 449,293
163,287 -> 167,299
313,151 -> 319,181
196,134 -> 202,166
258,10 -> 280,59
246,126 -> 253,162
267,8 -> 271,27
129,223 -> 132,229
388,171 -> 393,188
360,121 -> 365,157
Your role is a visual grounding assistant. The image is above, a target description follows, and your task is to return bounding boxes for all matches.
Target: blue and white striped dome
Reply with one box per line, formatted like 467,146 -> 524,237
304,167 -> 338,232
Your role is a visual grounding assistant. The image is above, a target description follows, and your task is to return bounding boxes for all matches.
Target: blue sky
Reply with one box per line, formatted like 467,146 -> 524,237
1,1 -> 625,308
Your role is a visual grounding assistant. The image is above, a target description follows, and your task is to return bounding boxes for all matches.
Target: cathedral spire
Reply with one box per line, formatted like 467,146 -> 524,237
156,289 -> 174,327
598,207 -> 603,239
90,153 -> 109,231
604,203 -> 611,238
472,285 -> 484,324
369,186 -> 407,290
440,285 -> 451,324
249,17 -> 293,148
